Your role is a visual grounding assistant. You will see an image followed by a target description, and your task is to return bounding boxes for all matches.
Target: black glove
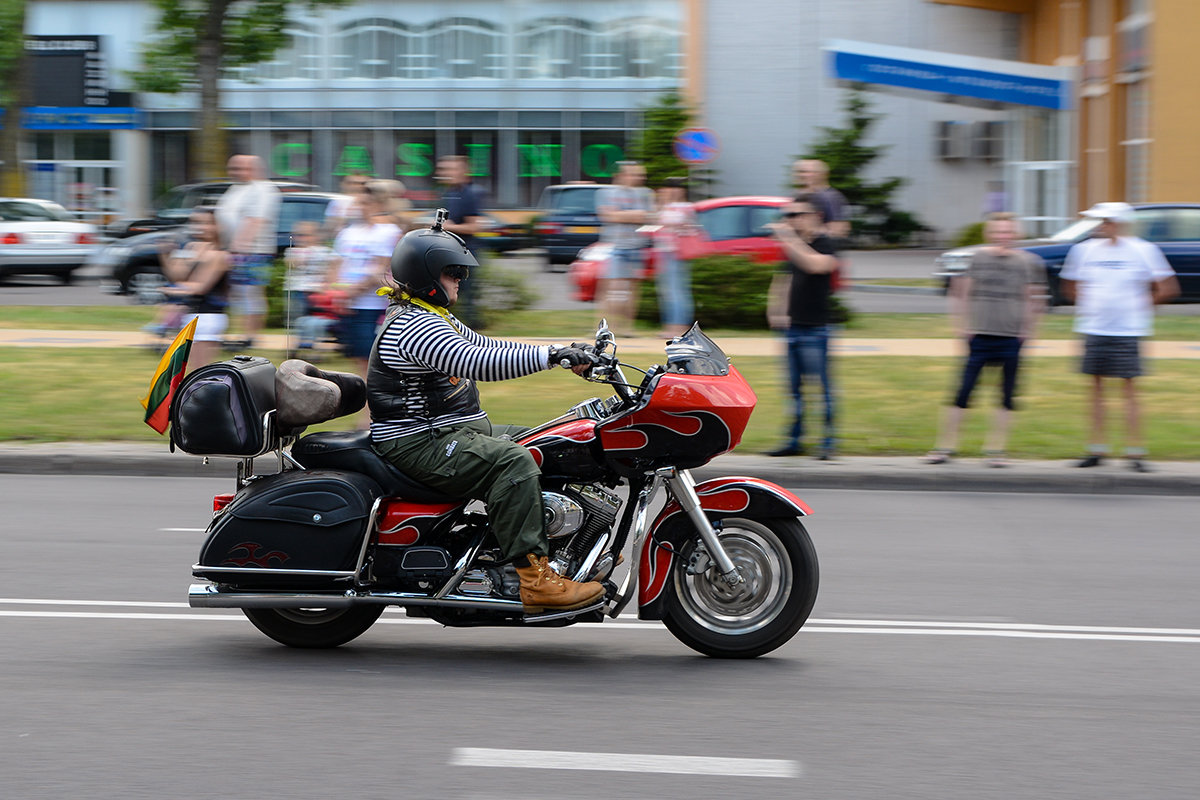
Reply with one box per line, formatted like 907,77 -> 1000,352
549,343 -> 596,369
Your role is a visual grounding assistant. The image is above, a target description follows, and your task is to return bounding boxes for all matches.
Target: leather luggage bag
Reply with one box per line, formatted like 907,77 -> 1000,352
170,355 -> 278,457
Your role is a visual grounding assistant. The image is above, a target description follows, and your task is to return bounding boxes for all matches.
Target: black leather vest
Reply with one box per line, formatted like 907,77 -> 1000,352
367,304 -> 482,424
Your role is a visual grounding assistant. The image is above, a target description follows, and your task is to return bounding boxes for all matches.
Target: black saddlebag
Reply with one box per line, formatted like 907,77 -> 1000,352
195,470 -> 382,589
170,355 -> 278,457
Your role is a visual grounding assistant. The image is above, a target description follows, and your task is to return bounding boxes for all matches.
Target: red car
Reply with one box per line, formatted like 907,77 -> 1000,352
569,195 -> 789,301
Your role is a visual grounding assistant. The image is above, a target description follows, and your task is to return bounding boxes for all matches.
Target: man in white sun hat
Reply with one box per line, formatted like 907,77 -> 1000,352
1059,201 -> 1179,472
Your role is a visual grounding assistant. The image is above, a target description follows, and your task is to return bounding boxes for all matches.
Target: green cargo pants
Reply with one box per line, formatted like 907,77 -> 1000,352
372,419 -> 546,560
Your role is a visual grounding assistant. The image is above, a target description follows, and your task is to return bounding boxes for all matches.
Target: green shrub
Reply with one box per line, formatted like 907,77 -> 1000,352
475,261 -> 536,327
637,254 -> 773,329
951,221 -> 986,249
266,258 -> 288,328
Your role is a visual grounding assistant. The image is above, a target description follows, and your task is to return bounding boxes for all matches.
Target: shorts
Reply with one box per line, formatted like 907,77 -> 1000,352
1081,334 -> 1143,378
230,283 -> 267,316
182,312 -> 228,342
230,253 -> 274,287
953,334 -> 1022,410
342,307 -> 383,360
605,247 -> 642,280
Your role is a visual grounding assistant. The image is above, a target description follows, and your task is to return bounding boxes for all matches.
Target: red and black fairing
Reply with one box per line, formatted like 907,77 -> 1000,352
636,477 -> 812,619
597,369 -> 756,477
517,418 -> 608,481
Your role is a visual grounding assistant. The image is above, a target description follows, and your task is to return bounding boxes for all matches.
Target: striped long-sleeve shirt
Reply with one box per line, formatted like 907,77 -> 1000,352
368,304 -> 552,442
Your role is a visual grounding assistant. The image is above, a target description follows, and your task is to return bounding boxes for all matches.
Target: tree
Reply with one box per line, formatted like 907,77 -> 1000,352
131,0 -> 345,180
797,88 -> 925,244
0,0 -> 31,197
631,91 -> 714,195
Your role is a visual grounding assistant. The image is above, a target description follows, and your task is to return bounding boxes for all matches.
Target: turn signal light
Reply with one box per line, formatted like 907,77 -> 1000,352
213,493 -> 235,513
1,232 -> 20,245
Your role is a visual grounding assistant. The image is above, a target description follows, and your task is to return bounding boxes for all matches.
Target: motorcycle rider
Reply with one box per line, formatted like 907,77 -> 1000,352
369,217 -> 605,614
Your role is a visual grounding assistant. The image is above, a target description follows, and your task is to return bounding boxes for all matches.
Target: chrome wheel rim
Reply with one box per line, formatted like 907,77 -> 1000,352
673,519 -> 792,635
129,271 -> 166,304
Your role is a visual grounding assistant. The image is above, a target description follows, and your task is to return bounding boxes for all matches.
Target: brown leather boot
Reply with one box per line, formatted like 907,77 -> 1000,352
515,554 -> 605,614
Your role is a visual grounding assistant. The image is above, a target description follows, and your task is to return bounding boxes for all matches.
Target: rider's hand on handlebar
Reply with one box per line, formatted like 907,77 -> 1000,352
548,344 -> 598,375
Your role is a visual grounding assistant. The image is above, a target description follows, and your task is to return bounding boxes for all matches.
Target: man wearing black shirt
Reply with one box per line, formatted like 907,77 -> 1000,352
766,196 -> 840,459
437,155 -> 488,326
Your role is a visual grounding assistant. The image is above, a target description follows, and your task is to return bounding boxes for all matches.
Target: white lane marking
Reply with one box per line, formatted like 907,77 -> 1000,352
161,527 -> 207,532
1,599 -> 1199,642
449,747 -> 799,778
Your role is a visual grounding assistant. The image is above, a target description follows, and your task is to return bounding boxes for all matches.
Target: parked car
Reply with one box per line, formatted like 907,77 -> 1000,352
533,183 -> 605,266
567,195 -> 790,302
0,197 -> 100,283
410,211 -> 531,254
107,179 -> 318,239
96,191 -> 341,296
934,203 -> 1200,304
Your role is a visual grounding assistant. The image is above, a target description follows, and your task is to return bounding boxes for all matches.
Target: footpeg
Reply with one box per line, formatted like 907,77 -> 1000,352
522,600 -> 605,624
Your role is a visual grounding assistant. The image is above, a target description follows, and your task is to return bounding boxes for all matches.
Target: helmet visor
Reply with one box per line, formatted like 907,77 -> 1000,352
442,264 -> 470,281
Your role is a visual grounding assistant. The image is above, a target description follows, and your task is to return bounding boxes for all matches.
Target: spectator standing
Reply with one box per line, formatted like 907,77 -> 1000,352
792,159 -> 849,240
437,155 -> 488,327
328,180 -> 403,382
324,172 -> 368,240
925,213 -> 1047,467
597,161 -> 655,335
652,176 -> 697,338
1059,202 -> 1180,472
158,208 -> 230,370
765,196 -> 840,460
282,220 -> 338,352
214,154 -> 280,348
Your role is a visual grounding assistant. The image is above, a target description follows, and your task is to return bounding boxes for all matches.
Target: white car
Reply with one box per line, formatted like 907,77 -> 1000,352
0,198 -> 100,284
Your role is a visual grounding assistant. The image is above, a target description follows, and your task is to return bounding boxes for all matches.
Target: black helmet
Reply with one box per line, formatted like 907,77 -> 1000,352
390,210 -> 478,307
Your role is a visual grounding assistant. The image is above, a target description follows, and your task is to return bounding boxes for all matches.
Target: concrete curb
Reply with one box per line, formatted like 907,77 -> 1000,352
0,443 -> 1195,496
848,284 -> 944,296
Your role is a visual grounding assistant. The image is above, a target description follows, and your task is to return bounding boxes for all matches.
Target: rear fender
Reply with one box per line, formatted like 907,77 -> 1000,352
637,477 -> 811,620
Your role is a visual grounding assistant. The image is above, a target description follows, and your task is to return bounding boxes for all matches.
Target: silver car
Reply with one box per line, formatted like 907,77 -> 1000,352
0,198 -> 100,283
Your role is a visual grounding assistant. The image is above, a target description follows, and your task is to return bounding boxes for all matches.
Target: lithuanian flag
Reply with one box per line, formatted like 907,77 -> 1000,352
139,317 -> 198,434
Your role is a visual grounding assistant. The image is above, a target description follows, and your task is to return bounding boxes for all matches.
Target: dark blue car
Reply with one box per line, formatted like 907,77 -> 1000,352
934,203 -> 1200,304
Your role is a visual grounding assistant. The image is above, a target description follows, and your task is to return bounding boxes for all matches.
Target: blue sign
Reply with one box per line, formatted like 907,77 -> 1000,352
674,128 -> 719,164
21,107 -> 144,130
831,50 -> 1071,111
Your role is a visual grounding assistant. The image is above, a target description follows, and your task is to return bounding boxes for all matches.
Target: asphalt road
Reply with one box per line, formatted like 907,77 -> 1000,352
3,475 -> 1198,799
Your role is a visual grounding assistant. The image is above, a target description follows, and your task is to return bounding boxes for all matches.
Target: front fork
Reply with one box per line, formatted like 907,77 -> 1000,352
609,467 -> 746,618
660,468 -> 747,593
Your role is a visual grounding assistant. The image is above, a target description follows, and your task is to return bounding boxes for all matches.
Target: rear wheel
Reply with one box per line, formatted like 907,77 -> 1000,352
663,518 -> 818,659
242,606 -> 384,648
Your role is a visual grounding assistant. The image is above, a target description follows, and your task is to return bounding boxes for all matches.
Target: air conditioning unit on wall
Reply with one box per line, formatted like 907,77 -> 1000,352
935,121 -> 972,161
973,121 -> 1006,162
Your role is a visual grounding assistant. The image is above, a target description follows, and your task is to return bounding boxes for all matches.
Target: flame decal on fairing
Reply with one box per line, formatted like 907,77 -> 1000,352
376,502 -> 461,547
521,420 -> 597,470
602,409 -> 730,454
639,540 -> 676,606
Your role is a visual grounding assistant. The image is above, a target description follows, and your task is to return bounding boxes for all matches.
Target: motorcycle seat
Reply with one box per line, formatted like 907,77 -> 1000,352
291,430 -> 466,504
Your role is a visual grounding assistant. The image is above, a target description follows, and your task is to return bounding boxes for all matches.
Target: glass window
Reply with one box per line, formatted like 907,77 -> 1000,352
517,131 -> 563,206
516,18 -> 594,79
247,25 -> 320,80
331,131 -> 380,189
1133,208 -> 1200,242
427,18 -> 503,79
0,201 -> 63,221
748,205 -> 783,237
335,18 -> 413,79
73,132 -> 111,161
602,17 -> 683,79
278,197 -> 331,237
697,205 -> 749,241
34,133 -> 55,160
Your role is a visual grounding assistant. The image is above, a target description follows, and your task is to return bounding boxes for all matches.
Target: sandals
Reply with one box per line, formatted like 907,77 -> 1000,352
923,450 -> 953,465
985,451 -> 1009,468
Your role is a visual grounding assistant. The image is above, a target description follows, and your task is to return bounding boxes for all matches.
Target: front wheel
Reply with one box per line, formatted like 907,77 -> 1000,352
242,605 -> 384,648
663,518 -> 818,659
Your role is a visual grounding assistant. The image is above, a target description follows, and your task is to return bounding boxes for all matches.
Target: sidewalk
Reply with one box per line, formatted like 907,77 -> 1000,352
2,327 -> 1199,359
0,441 -> 1195,496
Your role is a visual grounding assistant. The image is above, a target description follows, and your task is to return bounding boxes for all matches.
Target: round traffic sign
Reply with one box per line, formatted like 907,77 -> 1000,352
673,127 -> 719,164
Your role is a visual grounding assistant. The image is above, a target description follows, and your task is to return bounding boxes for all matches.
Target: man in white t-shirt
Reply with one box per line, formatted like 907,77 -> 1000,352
214,154 -> 281,347
1060,202 -> 1179,472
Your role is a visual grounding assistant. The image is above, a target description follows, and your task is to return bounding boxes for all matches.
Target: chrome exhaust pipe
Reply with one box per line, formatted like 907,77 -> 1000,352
189,583 -> 524,612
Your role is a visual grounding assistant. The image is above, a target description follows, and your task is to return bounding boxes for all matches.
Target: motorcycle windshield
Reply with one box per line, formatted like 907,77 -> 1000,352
664,324 -> 729,376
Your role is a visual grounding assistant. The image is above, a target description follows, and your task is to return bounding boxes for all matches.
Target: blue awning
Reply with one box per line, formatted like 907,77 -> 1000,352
0,107 -> 145,130
825,40 -> 1074,111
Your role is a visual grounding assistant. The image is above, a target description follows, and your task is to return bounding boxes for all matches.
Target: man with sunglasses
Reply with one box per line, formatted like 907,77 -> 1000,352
369,221 -> 604,614
766,196 -> 841,459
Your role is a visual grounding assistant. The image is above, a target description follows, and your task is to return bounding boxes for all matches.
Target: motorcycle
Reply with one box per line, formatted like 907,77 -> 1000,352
176,321 -> 819,658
